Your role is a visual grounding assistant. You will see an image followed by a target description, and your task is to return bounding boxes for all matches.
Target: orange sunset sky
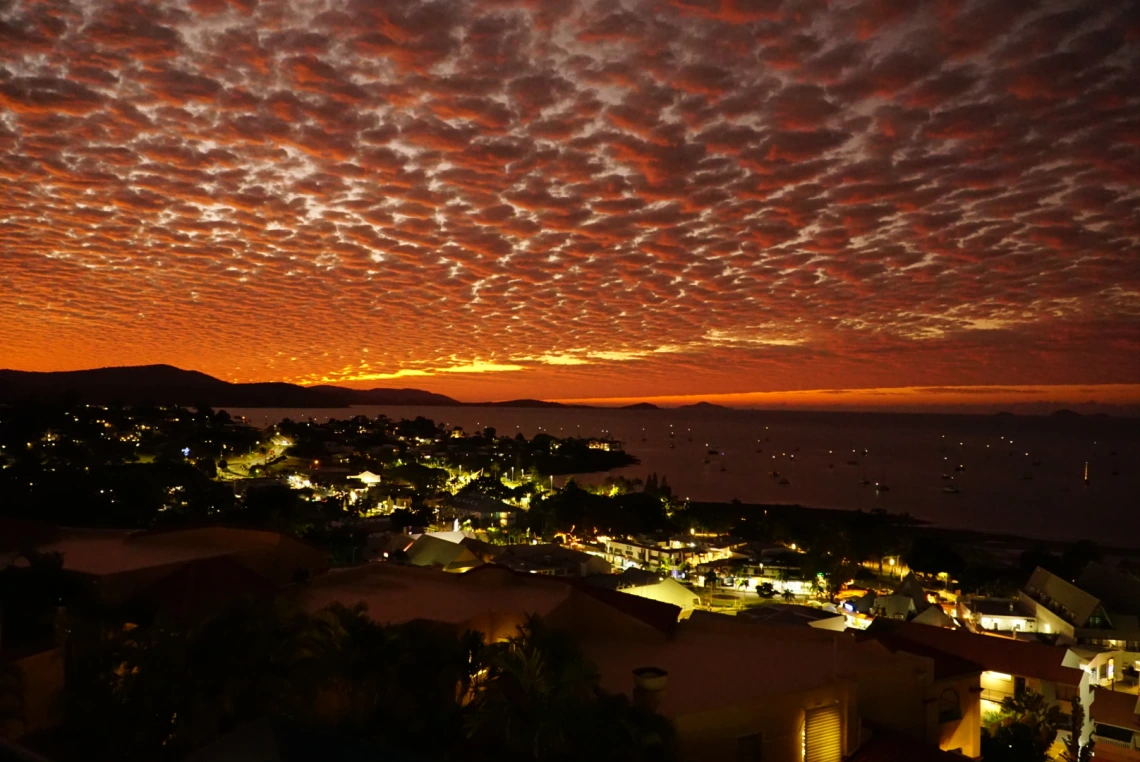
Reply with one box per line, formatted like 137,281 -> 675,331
1,0 -> 1138,409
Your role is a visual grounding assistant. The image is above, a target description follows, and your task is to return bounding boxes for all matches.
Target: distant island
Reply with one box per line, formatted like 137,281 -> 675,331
676,401 -> 732,411
4,367 -> 1128,416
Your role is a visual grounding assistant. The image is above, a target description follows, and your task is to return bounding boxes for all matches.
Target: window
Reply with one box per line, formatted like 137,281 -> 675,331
939,688 -> 962,723
736,732 -> 764,762
1108,658 -> 1115,680
803,704 -> 842,762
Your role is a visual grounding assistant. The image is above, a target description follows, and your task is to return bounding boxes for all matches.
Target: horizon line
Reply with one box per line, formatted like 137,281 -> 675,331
4,365 -> 1139,412
545,383 -> 1140,410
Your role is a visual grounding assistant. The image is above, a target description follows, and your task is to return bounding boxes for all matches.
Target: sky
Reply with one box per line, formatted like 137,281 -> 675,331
1,0 -> 1139,407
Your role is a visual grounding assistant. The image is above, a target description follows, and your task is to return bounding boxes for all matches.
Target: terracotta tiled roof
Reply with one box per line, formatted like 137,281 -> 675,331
464,563 -> 681,635
868,631 -> 983,680
1092,688 -> 1140,730
0,518 -> 60,553
129,555 -> 279,620
863,619 -> 1081,685
567,577 -> 681,636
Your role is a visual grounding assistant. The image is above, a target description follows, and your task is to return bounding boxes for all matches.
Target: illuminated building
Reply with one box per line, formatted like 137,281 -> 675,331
862,619 -> 1091,753
958,597 -> 1037,634
301,564 -> 999,760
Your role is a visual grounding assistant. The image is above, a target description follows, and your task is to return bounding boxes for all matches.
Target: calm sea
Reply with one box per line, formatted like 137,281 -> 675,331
224,406 -> 1140,546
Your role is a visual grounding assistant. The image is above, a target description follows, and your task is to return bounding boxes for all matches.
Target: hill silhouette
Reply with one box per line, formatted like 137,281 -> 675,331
0,365 -> 460,408
676,401 -> 732,410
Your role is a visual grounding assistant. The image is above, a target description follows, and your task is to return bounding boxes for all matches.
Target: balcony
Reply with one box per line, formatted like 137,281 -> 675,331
981,688 -> 1012,704
1094,724 -> 1138,750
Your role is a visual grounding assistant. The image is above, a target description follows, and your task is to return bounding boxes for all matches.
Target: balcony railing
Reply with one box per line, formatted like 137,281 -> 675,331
981,688 -> 1012,704
1093,733 -> 1136,750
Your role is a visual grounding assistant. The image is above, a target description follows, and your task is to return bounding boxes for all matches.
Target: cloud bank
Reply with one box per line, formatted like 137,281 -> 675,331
1,0 -> 1138,402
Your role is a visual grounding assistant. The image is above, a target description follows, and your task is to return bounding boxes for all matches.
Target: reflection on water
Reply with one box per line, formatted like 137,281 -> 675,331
224,406 -> 1140,545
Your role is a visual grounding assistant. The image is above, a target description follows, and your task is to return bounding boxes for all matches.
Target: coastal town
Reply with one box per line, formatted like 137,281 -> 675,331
2,401 -> 1137,761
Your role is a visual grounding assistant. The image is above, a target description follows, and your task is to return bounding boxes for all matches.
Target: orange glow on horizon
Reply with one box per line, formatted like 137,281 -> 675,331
550,384 -> 1140,411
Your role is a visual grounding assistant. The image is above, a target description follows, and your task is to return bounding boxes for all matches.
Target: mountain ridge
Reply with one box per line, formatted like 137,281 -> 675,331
0,365 -> 657,410
0,365 -> 460,408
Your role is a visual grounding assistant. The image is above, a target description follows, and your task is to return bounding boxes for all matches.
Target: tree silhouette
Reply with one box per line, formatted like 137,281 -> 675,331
465,615 -> 676,762
1060,697 -> 1095,762
981,690 -> 1065,761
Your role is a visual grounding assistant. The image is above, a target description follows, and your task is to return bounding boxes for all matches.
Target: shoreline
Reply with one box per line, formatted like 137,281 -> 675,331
687,499 -> 1140,555
217,403 -> 1140,421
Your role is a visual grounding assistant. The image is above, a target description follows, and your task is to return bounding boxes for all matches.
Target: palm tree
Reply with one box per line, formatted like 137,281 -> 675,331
1000,690 -> 1066,750
465,615 -> 600,759
464,615 -> 676,762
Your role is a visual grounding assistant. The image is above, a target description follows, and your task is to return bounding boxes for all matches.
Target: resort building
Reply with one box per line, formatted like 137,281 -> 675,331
1068,645 -> 1140,692
403,534 -> 483,573
597,535 -> 736,571
9,525 -> 328,606
495,543 -> 611,577
863,619 -> 1091,749
585,569 -> 701,618
738,604 -> 848,631
958,597 -> 1037,635
2,525 -> 329,745
1019,564 -> 1140,648
694,551 -> 815,598
1089,688 -> 1140,760
300,563 -> 987,760
440,495 -> 518,528
346,470 -> 383,486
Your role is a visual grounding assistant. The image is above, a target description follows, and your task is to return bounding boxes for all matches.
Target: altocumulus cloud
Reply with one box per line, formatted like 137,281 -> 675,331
0,0 -> 1138,401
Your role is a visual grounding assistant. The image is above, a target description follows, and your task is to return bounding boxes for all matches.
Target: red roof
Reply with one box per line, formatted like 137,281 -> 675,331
863,620 -> 1081,685
1092,688 -> 1140,730
130,555 -> 279,619
569,579 -> 680,636
870,631 -> 983,680
463,564 -> 680,636
0,518 -> 60,552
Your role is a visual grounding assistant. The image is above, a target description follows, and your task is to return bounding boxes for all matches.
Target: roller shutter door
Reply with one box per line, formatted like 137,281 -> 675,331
804,704 -> 841,762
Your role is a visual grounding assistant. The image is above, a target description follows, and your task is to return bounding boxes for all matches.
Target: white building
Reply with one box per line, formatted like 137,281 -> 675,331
958,597 -> 1037,634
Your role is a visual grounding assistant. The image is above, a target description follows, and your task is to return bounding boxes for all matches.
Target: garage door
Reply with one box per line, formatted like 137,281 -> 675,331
804,704 -> 842,762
